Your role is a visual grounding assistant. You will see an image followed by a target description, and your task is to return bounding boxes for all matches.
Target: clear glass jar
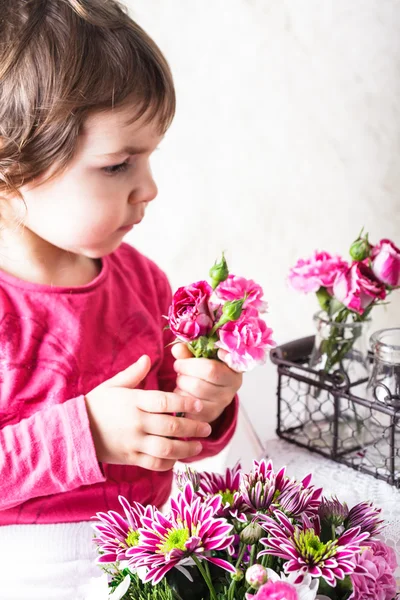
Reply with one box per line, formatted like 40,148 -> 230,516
309,311 -> 370,383
303,312 -> 371,452
367,328 -> 400,408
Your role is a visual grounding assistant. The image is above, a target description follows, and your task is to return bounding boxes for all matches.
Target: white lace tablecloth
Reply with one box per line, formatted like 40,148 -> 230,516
264,437 -> 400,578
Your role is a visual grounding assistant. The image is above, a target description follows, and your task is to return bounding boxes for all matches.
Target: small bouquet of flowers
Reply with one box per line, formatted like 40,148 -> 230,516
288,232 -> 400,376
92,460 -> 399,600
166,254 -> 275,372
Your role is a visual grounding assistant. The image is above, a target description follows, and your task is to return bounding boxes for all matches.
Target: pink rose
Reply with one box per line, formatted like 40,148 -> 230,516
333,261 -> 387,315
215,313 -> 275,372
349,545 -> 397,600
372,239 -> 400,288
254,581 -> 299,600
168,281 -> 214,342
245,564 -> 268,588
288,251 -> 348,294
215,274 -> 268,312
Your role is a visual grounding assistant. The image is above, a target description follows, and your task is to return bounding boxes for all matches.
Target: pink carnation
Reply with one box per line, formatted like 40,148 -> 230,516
372,239 -> 400,288
367,540 -> 398,573
349,543 -> 397,600
168,281 -> 214,342
215,274 -> 268,312
333,261 -> 386,315
215,313 -> 275,372
254,581 -> 299,600
288,251 -> 348,294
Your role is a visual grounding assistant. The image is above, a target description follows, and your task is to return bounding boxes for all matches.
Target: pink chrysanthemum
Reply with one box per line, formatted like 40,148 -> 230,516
344,501 -> 384,536
197,462 -> 248,523
274,474 -> 322,520
92,496 -> 151,563
126,483 -> 236,584
259,510 -> 370,587
240,460 -> 289,513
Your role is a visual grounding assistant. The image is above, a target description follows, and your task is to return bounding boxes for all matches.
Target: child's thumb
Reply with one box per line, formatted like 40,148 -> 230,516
105,355 -> 151,389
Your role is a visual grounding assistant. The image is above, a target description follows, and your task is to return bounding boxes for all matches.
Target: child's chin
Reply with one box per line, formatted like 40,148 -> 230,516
82,240 -> 124,259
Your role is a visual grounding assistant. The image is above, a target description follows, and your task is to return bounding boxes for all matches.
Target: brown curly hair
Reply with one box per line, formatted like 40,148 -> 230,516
0,0 -> 175,197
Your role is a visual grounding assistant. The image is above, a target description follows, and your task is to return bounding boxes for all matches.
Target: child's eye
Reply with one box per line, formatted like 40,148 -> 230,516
102,160 -> 129,175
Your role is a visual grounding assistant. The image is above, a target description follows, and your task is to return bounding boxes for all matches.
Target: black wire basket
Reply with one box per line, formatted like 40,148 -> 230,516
270,337 -> 400,487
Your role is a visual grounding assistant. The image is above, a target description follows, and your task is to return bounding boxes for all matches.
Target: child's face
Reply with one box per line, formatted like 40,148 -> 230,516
15,104 -> 163,258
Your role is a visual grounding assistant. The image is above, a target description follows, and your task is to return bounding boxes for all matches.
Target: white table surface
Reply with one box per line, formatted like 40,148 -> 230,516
264,437 -> 400,581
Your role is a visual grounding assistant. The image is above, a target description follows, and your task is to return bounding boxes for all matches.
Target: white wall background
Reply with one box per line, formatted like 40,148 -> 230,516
124,0 -> 400,470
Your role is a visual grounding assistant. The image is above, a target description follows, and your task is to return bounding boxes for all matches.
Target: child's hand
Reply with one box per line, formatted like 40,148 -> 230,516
85,356 -> 212,471
171,343 -> 243,425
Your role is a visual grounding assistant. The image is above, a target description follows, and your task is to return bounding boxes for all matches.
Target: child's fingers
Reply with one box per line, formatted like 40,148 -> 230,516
141,413 -> 211,439
141,435 -> 203,461
171,342 -> 193,360
132,453 -> 176,472
135,391 -> 203,414
173,357 -> 238,386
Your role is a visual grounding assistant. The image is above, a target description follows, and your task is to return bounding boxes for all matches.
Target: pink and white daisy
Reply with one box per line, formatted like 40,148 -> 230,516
197,462 -> 248,523
126,483 -> 236,585
259,510 -> 370,587
92,496 -> 151,563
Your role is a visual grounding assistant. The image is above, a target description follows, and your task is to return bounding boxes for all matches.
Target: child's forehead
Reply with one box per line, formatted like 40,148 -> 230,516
80,104 -> 163,155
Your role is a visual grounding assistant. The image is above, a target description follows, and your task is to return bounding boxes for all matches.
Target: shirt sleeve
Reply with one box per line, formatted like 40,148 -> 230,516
154,269 -> 239,460
0,395 -> 105,512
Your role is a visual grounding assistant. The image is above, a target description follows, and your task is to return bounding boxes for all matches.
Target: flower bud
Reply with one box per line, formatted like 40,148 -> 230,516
240,522 -> 264,545
175,467 -> 200,493
230,568 -> 244,582
209,254 -> 229,289
245,564 -> 268,589
349,235 -> 371,262
222,299 -> 244,322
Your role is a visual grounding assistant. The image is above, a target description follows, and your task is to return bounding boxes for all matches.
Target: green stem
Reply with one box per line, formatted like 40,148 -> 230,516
192,556 -> 217,600
250,543 -> 257,568
235,543 -> 247,568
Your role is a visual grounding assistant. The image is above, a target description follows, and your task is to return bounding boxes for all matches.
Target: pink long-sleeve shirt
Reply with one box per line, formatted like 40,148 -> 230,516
0,243 -> 238,525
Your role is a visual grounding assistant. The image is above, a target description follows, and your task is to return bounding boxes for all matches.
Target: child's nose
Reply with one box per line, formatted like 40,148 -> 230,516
128,175 -> 158,205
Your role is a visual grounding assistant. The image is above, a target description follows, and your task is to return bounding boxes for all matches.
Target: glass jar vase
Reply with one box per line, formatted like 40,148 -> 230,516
367,328 -> 400,408
303,312 -> 371,452
309,311 -> 370,383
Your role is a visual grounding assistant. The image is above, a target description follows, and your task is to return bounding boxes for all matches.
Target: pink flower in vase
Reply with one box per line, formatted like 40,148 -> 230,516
168,281 -> 214,342
333,261 -> 387,315
215,313 -> 275,372
288,251 -> 348,294
371,239 -> 400,288
215,274 -> 268,312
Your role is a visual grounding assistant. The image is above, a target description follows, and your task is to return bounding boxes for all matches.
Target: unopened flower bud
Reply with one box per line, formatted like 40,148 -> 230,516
222,299 -> 244,322
240,522 -> 264,545
350,234 -> 371,262
209,254 -> 229,289
231,568 -> 244,582
245,564 -> 268,589
175,467 -> 200,493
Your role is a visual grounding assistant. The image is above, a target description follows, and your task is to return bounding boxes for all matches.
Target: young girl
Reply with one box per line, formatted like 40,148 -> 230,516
0,1 -> 241,597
